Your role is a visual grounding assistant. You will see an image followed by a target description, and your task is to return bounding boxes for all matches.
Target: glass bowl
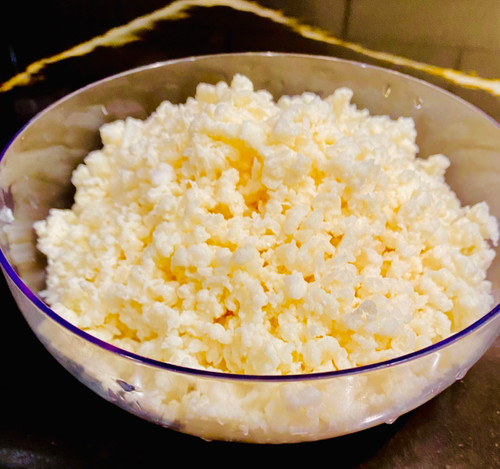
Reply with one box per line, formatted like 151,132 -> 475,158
1,52 -> 499,444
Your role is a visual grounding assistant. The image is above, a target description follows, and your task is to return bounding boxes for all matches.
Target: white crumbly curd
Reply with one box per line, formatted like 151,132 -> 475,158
34,74 -> 498,376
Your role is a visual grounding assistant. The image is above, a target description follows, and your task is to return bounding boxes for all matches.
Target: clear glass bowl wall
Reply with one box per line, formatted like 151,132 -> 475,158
1,53 -> 499,444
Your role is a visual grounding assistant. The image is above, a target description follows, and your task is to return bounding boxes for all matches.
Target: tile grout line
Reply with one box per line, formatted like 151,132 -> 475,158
341,0 -> 352,39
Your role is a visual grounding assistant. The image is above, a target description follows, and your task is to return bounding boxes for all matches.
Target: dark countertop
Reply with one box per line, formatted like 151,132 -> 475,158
1,1 -> 499,467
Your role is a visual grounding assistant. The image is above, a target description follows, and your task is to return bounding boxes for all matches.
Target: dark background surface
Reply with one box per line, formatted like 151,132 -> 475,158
1,1 -> 499,467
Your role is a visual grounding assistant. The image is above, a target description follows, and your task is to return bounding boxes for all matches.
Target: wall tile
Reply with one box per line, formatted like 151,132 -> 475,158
348,0 -> 500,50
259,0 -> 347,37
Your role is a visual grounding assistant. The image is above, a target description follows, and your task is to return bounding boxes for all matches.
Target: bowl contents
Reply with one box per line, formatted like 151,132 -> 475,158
34,74 -> 498,376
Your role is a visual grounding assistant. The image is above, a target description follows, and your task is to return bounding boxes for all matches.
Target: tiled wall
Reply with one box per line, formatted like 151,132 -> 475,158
263,0 -> 499,60
348,0 -> 500,50
261,0 -> 499,117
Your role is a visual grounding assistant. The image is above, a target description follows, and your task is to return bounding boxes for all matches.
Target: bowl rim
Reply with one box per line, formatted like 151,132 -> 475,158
1,51 -> 500,382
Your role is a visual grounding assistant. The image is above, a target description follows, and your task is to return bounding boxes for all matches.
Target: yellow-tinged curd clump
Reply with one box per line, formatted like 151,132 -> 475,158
35,75 -> 498,375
